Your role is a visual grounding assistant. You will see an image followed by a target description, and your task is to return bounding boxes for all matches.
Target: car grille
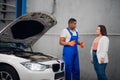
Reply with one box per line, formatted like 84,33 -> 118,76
52,64 -> 60,72
61,62 -> 64,71
52,62 -> 64,72
54,71 -> 64,79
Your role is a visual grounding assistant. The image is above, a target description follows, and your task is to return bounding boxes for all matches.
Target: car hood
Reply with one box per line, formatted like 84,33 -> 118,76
0,12 -> 57,47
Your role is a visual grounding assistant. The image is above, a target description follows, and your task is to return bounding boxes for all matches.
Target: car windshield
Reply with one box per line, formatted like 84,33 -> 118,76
0,42 -> 16,48
0,42 -> 25,50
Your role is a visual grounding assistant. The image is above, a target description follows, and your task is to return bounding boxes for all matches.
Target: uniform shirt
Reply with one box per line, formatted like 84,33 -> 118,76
60,28 -> 78,42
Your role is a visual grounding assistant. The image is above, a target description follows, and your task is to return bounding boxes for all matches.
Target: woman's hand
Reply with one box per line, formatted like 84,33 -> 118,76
100,58 -> 105,63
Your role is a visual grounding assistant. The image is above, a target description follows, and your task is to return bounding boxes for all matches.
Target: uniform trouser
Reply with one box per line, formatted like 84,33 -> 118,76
63,46 -> 80,80
93,51 -> 108,80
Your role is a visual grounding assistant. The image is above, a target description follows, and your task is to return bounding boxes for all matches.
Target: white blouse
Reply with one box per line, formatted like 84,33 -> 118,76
90,36 -> 109,64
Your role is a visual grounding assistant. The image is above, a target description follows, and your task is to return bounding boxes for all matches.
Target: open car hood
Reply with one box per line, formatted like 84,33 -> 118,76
0,12 -> 57,47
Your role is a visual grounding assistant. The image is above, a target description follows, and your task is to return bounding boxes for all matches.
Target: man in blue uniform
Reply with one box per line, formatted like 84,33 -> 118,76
59,18 -> 84,80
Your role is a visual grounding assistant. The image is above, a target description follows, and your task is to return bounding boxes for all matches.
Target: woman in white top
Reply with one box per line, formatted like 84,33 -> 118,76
90,25 -> 109,80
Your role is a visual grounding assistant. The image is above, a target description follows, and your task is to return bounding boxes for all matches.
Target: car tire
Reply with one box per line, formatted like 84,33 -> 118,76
0,65 -> 20,80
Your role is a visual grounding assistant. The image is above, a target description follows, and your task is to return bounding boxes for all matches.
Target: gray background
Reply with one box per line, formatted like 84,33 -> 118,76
0,0 -> 120,80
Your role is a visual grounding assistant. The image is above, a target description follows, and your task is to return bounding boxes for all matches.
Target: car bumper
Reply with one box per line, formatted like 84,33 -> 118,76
19,68 -> 64,80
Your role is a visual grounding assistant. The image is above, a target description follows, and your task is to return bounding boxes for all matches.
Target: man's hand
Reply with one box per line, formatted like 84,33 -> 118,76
68,41 -> 76,46
80,42 -> 85,48
59,37 -> 76,46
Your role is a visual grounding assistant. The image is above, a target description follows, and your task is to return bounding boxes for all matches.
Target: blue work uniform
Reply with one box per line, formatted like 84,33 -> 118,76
63,28 -> 80,80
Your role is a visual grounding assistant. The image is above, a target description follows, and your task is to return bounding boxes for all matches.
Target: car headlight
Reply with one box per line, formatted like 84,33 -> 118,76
21,62 -> 49,71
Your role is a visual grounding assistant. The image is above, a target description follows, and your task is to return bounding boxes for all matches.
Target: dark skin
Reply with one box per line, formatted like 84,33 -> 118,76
59,21 -> 84,47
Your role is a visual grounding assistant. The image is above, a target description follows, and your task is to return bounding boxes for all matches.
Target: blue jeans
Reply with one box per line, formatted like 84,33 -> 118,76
93,51 -> 108,80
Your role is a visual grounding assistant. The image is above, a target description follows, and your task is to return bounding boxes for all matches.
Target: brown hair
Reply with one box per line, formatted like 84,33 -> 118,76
98,25 -> 107,36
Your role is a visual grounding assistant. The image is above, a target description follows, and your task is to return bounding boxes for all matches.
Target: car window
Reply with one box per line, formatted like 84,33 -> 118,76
0,43 -> 16,48
0,42 -> 26,52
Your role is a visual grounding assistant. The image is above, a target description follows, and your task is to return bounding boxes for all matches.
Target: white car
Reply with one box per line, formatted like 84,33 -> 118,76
0,12 -> 64,80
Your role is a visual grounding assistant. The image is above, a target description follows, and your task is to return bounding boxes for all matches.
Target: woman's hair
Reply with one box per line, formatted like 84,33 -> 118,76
98,25 -> 107,36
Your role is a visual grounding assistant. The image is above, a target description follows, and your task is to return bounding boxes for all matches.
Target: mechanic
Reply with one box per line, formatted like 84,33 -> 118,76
59,18 -> 85,80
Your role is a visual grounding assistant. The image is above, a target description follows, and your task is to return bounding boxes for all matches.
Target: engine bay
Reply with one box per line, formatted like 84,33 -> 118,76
0,42 -> 57,62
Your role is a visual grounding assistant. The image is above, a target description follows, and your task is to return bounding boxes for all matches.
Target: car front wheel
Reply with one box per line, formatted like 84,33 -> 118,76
0,65 -> 20,80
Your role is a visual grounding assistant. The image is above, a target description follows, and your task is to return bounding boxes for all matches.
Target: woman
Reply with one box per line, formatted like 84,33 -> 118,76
90,25 -> 109,80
